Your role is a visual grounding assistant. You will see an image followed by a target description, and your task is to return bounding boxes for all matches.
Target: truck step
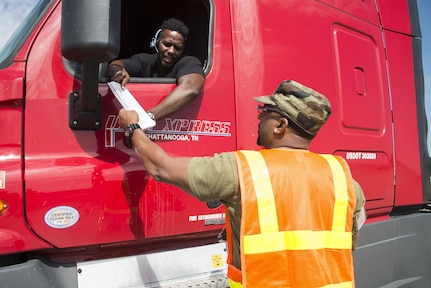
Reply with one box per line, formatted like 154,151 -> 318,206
141,273 -> 228,288
77,242 -> 229,288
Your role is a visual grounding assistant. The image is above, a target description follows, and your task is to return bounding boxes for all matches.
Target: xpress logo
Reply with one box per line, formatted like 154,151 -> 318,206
105,115 -> 232,147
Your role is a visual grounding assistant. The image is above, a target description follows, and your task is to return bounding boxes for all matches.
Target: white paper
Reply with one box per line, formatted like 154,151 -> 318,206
108,81 -> 156,129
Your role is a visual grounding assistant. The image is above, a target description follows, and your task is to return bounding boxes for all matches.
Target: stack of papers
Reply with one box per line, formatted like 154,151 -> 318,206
108,81 -> 156,129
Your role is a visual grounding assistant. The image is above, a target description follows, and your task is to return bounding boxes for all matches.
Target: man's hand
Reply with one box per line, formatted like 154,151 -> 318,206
118,109 -> 139,130
108,62 -> 130,89
118,69 -> 130,89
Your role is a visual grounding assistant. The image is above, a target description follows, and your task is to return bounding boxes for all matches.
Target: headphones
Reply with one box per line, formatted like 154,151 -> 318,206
149,29 -> 162,53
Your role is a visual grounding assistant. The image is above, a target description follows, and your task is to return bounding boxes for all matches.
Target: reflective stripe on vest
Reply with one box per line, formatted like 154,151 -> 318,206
233,150 -> 354,288
229,279 -> 353,288
228,278 -> 243,288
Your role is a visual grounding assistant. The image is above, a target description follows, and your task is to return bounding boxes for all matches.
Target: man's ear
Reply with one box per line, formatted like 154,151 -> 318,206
279,118 -> 288,128
274,118 -> 287,134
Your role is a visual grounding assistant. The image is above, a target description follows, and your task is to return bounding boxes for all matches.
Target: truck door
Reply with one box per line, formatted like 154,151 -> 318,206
311,0 -> 396,216
230,0 -> 395,218
24,0 -> 235,248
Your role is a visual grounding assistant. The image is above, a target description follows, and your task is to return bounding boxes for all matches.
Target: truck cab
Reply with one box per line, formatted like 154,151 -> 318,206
0,0 -> 430,287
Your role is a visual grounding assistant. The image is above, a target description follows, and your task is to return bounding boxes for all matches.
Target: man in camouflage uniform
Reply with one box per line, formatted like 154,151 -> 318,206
117,80 -> 366,287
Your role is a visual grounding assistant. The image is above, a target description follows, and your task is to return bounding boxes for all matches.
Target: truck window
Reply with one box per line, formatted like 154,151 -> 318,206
0,0 -> 51,68
64,0 -> 211,83
417,0 -> 431,156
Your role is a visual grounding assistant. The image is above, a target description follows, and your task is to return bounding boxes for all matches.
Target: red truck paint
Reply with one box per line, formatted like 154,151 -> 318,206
0,0 -> 429,287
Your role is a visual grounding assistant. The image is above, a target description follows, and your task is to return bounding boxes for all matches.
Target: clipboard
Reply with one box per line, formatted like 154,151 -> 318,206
108,81 -> 156,129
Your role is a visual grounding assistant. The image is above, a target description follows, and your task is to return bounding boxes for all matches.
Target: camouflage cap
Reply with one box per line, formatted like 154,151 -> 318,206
255,80 -> 332,139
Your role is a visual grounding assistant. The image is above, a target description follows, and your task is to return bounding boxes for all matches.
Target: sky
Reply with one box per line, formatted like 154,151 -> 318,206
0,0 -> 37,49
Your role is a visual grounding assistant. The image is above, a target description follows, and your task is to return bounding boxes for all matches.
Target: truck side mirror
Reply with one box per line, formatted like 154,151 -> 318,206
61,0 -> 121,130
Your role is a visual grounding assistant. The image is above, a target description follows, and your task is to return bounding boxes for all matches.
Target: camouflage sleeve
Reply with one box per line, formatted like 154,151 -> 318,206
187,152 -> 239,202
352,179 -> 366,234
353,179 -> 365,213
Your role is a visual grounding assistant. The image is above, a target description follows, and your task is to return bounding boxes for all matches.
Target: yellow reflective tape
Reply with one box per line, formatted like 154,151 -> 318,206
243,230 -> 352,254
240,151 -> 278,233
227,278 -> 242,288
320,155 -> 348,232
321,281 -> 353,288
229,277 -> 352,288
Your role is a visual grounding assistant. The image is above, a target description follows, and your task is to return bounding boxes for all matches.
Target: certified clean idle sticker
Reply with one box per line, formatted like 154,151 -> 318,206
44,206 -> 80,229
0,171 -> 5,189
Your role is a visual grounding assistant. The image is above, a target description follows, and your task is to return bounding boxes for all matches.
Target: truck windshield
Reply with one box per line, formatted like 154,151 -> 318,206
417,0 -> 431,157
0,0 -> 51,67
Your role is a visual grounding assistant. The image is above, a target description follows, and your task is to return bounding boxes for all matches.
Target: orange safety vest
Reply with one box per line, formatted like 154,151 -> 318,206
226,149 -> 356,288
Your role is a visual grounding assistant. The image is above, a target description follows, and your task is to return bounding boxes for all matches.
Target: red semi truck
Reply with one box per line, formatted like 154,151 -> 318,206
0,0 -> 430,287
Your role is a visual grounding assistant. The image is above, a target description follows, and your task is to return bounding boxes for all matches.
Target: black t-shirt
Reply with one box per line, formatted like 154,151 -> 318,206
121,53 -> 205,80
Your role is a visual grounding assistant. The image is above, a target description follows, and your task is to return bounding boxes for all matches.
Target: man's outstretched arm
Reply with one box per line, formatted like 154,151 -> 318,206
118,108 -> 193,194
